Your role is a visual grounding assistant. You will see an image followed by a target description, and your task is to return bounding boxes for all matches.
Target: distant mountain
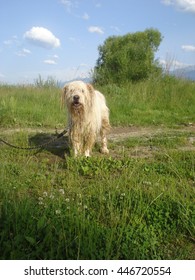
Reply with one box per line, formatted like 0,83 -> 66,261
172,66 -> 195,81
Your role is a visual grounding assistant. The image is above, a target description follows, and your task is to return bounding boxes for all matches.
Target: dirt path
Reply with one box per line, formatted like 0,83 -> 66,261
0,124 -> 195,142
110,125 -> 195,141
1,125 -> 195,158
0,125 -> 195,140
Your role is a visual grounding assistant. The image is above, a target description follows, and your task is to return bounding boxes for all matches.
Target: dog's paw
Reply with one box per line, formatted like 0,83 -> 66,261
100,147 -> 109,154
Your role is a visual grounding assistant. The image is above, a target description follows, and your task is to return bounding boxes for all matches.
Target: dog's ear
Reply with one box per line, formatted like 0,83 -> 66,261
61,85 -> 68,109
63,84 -> 68,95
87,83 -> 94,94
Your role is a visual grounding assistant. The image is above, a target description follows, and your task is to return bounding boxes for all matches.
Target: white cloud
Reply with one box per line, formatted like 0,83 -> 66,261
60,0 -> 72,12
172,59 -> 189,68
24,27 -> 60,49
16,48 -> 31,57
159,59 -> 168,66
43,59 -> 57,65
162,0 -> 195,13
3,40 -> 12,46
88,26 -> 104,34
159,58 -> 191,69
23,48 -> 31,54
60,0 -> 78,12
82,12 -> 90,20
182,45 -> 195,51
3,35 -> 19,46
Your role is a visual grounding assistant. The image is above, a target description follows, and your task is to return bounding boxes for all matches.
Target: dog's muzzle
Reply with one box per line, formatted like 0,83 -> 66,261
72,95 -> 81,108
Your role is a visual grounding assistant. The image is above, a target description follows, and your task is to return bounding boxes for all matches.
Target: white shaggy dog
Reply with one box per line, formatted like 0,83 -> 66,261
62,81 -> 110,157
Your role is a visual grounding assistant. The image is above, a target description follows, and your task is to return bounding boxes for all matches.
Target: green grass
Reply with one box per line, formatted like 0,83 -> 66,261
0,76 -> 195,259
0,131 -> 194,259
98,76 -> 195,126
0,75 -> 195,128
0,84 -> 64,128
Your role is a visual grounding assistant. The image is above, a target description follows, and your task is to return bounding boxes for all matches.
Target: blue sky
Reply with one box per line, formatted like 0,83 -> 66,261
0,0 -> 195,84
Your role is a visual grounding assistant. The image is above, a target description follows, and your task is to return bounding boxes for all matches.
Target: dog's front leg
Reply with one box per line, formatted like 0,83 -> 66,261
72,141 -> 82,157
84,149 -> 90,157
70,129 -> 82,157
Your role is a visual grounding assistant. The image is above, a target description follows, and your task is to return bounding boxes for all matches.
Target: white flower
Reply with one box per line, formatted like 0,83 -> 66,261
55,210 -> 61,215
59,189 -> 65,195
143,181 -> 152,186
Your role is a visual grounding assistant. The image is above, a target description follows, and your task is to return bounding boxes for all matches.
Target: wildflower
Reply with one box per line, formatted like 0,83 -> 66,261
43,191 -> 48,197
143,181 -> 152,186
65,198 -> 70,203
120,193 -> 126,200
38,197 -> 44,205
55,210 -> 61,215
59,189 -> 65,195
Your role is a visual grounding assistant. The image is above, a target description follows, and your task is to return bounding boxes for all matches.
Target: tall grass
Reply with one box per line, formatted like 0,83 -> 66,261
0,84 -> 65,128
98,75 -> 195,126
0,75 -> 195,128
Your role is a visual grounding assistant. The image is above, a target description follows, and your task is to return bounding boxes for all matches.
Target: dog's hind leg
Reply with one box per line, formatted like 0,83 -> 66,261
100,118 -> 110,154
100,132 -> 109,154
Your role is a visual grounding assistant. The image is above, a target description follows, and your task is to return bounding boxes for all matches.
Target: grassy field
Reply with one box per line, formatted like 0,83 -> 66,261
0,75 -> 195,128
0,76 -> 195,259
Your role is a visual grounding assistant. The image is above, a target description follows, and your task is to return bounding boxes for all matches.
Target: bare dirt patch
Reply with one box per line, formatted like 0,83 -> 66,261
1,125 -> 195,158
1,125 -> 195,139
110,125 -> 195,141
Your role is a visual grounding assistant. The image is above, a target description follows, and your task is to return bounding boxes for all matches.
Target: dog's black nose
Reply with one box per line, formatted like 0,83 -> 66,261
73,95 -> 80,101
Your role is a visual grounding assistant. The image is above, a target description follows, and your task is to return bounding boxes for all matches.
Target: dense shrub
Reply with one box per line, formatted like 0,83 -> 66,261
93,28 -> 163,84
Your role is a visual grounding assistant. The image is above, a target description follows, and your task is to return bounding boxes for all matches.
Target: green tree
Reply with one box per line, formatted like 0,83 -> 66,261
93,29 -> 163,84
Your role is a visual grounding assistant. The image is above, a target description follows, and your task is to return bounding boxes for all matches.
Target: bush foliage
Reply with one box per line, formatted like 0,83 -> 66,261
93,28 -> 163,84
